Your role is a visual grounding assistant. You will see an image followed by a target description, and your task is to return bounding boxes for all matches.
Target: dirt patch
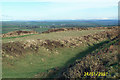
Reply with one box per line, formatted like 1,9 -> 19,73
2,30 -> 38,38
42,40 -> 64,50
2,42 -> 26,57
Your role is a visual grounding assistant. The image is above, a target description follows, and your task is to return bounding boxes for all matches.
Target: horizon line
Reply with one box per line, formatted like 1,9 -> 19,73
0,19 -> 118,21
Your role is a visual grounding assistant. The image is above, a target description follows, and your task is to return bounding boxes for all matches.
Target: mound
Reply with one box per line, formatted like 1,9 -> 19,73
42,26 -> 118,33
60,36 -> 119,78
2,30 -> 38,38
2,28 -> 118,58
42,28 -> 86,33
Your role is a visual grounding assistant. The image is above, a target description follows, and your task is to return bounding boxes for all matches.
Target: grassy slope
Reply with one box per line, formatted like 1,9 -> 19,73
3,47 -> 85,78
2,29 -> 110,78
2,29 -> 106,43
61,37 -> 119,78
3,41 -> 109,78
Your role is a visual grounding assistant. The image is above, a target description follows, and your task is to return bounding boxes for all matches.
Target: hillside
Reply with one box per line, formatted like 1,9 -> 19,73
2,26 -> 119,78
60,36 -> 119,78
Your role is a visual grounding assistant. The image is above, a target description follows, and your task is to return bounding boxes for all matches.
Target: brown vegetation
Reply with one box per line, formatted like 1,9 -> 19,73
42,26 -> 118,33
2,30 -> 38,38
2,27 -> 118,58
61,37 -> 119,78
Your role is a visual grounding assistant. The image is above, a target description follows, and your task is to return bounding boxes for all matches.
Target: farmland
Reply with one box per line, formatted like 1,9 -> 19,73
1,20 -> 117,34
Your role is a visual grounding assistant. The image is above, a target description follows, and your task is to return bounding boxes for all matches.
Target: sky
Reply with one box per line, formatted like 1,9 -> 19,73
0,0 -> 119,21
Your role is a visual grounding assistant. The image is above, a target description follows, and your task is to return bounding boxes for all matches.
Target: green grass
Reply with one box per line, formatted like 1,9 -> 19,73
60,37 -> 119,78
2,34 -> 38,39
2,29 -> 106,43
2,28 -> 112,78
2,27 -> 49,34
2,47 -> 86,78
2,39 -> 109,78
2,27 -> 32,34
32,28 -> 49,33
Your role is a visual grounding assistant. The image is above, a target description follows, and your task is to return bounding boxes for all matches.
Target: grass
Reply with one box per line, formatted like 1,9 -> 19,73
32,28 -> 50,33
2,27 -> 49,34
2,29 -> 106,43
2,34 -> 38,39
61,37 -> 119,78
47,40 -> 110,78
2,47 -> 86,78
2,28 -> 114,78
2,39 -> 109,78
2,27 -> 32,34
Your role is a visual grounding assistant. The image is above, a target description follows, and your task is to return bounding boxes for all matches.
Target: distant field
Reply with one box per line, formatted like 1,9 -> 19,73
2,20 -> 117,34
2,29 -> 106,43
2,27 -> 49,34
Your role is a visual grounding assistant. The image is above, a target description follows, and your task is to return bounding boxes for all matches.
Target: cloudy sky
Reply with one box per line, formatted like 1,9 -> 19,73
0,0 -> 119,21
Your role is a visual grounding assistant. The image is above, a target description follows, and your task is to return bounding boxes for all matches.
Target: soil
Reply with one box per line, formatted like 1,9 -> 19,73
2,30 -> 38,38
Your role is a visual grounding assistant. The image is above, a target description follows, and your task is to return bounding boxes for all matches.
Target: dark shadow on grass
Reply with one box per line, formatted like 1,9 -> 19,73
47,35 -> 120,78
47,40 -> 110,78
1,39 -> 118,80
2,37 -> 119,80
